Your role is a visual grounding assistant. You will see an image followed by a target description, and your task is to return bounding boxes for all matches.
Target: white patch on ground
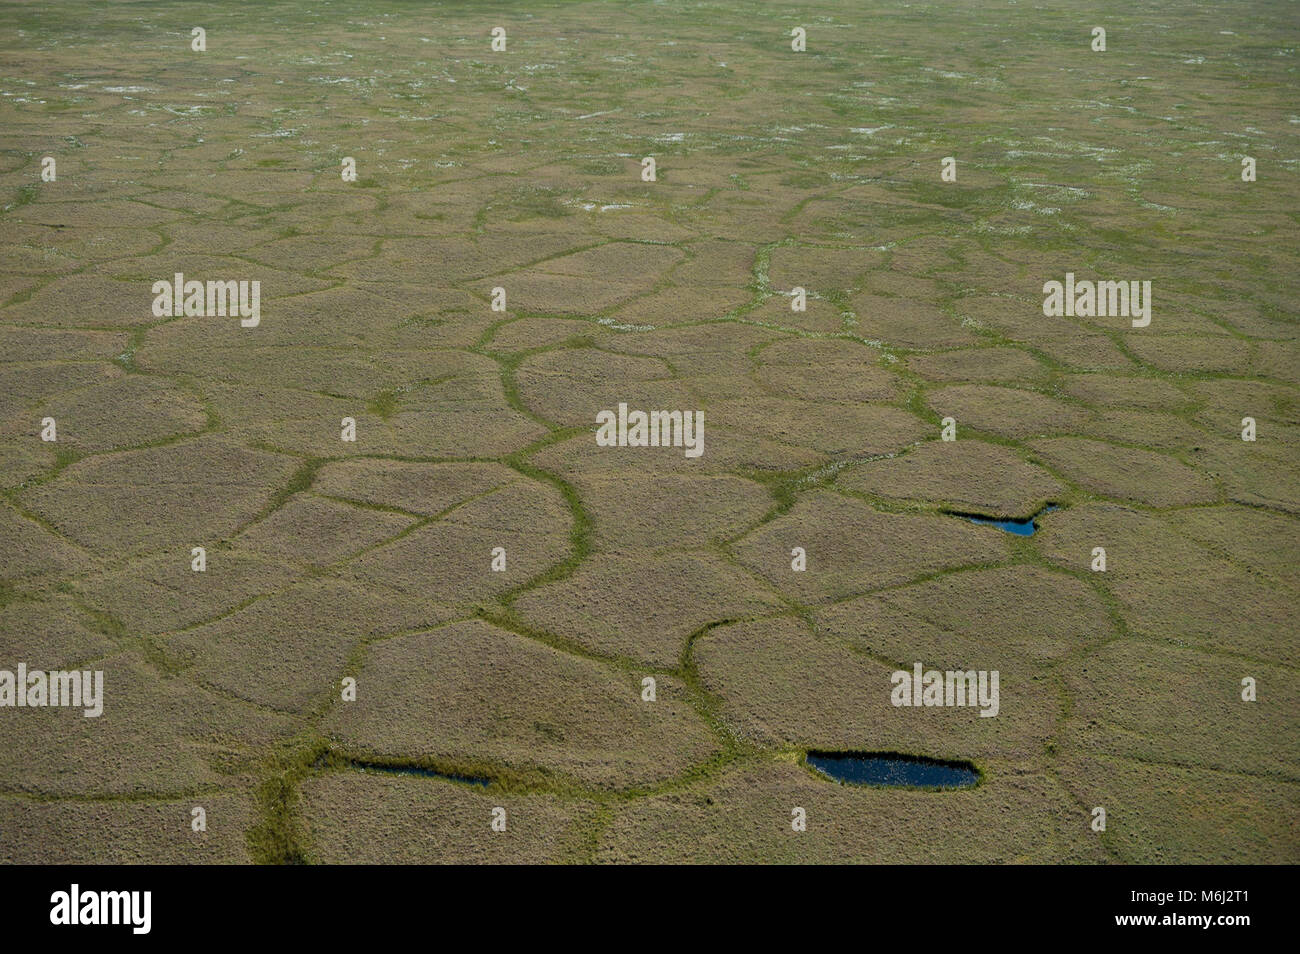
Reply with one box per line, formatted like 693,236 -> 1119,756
975,220 -> 1032,235
597,317 -> 654,331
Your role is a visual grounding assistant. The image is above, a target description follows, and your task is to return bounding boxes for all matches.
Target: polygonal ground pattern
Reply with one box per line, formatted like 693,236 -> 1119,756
0,0 -> 1295,865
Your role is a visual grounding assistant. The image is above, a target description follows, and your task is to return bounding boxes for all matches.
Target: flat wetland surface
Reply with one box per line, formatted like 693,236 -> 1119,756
0,0 -> 1296,863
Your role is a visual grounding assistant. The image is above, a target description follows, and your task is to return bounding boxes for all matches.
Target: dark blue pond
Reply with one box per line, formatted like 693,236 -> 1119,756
961,504 -> 1058,536
806,752 -> 979,789
348,760 -> 490,788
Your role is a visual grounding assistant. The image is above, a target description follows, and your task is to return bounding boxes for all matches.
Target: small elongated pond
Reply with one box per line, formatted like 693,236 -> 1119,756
805,751 -> 979,789
342,758 -> 490,788
959,504 -> 1059,536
